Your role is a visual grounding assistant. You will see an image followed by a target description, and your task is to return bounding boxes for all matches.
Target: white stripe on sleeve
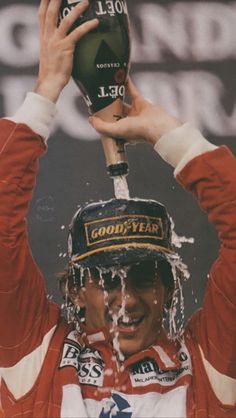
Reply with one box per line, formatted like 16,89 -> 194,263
5,92 -> 57,142
154,123 -> 217,175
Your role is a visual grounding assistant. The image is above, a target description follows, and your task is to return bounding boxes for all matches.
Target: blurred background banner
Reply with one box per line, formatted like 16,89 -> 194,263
0,0 -> 235,319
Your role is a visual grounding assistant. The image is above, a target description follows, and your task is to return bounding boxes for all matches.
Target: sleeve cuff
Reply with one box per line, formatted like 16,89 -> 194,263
154,123 -> 218,176
5,92 -> 57,142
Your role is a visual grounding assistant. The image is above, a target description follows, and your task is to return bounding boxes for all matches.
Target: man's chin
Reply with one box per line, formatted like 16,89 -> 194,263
111,332 -> 149,357
107,323 -> 155,357
118,338 -> 146,358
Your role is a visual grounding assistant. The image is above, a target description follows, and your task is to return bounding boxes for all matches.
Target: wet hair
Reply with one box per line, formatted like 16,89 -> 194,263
155,259 -> 175,309
57,265 -> 86,319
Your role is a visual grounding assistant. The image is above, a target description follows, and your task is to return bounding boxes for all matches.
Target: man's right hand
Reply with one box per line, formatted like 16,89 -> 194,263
90,78 -> 182,147
34,0 -> 99,103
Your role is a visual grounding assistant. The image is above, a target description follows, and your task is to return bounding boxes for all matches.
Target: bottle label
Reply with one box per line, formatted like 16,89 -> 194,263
60,0 -> 131,113
61,0 -> 128,17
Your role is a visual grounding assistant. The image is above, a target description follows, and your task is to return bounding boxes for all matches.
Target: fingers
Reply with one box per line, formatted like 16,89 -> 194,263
67,18 -> 99,44
89,117 -> 122,138
38,0 -> 50,35
39,0 -> 99,46
58,0 -> 90,36
89,116 -> 136,140
44,0 -> 63,36
38,0 -> 50,23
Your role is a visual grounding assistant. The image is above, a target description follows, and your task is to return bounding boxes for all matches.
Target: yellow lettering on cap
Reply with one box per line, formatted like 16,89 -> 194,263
106,225 -> 115,235
122,222 -> 128,235
91,228 -> 98,239
131,221 -> 139,232
98,227 -> 106,237
152,224 -> 160,235
86,216 -> 163,247
145,223 -> 152,233
139,223 -> 146,232
115,224 -> 124,234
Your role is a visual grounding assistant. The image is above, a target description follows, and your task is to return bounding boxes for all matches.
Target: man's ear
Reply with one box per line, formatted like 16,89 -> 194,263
69,285 -> 86,309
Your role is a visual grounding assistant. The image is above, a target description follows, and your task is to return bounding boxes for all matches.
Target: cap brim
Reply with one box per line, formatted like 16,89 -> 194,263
74,245 -> 173,268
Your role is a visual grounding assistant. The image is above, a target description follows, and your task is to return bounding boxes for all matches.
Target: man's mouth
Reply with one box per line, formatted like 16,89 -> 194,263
109,314 -> 145,333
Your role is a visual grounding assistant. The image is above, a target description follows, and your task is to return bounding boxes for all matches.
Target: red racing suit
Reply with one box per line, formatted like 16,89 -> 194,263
0,119 -> 236,418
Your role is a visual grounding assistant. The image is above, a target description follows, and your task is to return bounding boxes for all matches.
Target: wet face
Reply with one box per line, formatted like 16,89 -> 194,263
76,261 -> 168,357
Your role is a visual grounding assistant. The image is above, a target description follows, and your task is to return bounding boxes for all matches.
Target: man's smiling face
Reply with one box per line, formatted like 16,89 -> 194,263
76,261 -> 168,357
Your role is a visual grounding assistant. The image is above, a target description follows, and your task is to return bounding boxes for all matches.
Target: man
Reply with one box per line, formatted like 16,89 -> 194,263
0,1 -> 235,417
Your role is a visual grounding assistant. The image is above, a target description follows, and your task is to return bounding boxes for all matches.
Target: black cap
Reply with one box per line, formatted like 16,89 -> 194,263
68,198 -> 174,268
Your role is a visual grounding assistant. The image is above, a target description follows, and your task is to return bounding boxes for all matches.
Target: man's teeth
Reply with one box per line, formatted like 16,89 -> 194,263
109,313 -> 143,327
118,317 -> 142,326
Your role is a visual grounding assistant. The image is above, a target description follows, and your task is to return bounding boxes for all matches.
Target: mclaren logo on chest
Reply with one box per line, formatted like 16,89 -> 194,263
130,350 -> 192,387
85,215 -> 164,246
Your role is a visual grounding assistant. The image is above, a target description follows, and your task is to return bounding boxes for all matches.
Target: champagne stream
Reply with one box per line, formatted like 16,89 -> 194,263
113,176 -> 130,199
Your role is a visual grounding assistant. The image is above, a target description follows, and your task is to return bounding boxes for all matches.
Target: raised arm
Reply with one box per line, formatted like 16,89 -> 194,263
90,81 -> 236,404
0,0 -> 98,397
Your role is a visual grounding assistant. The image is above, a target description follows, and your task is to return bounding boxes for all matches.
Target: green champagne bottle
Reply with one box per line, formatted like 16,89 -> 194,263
60,0 -> 131,177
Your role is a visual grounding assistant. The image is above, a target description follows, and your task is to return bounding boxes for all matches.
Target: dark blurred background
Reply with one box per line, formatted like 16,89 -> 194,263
0,0 -> 235,321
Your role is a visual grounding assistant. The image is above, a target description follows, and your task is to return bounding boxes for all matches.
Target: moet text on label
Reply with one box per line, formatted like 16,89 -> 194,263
98,85 -> 125,100
96,0 -> 128,17
60,0 -> 128,20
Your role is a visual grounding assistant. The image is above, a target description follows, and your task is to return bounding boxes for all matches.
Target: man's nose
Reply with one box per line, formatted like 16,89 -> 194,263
114,285 -> 140,308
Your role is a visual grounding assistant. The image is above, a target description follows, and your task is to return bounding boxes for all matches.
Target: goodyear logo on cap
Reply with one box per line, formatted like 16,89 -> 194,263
85,215 -> 164,246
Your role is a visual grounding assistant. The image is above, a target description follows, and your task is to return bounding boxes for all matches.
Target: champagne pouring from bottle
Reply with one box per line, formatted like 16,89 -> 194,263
60,0 -> 131,198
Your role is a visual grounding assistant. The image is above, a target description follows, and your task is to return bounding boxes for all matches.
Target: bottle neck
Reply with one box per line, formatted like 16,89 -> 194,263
95,99 -> 129,177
